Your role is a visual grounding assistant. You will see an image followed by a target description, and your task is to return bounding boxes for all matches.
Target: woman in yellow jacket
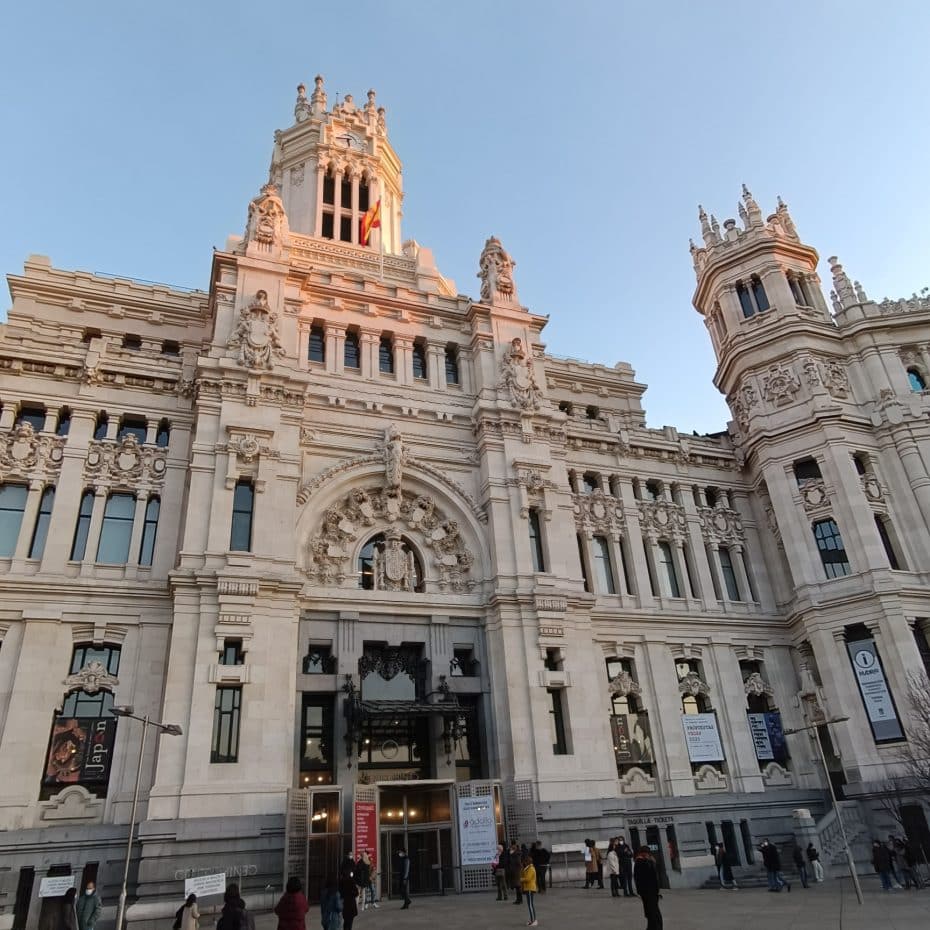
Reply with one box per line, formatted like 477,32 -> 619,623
520,854 -> 538,926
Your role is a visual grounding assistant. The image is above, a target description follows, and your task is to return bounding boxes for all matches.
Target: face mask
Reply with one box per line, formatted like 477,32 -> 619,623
86,890 -> 94,896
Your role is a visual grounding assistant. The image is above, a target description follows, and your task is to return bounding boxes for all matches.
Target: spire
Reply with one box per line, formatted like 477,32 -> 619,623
741,184 -> 763,227
294,83 -> 311,123
738,201 -> 749,230
699,205 -> 719,247
775,195 -> 799,239
311,74 -> 327,116
828,256 -> 857,310
711,214 -> 721,240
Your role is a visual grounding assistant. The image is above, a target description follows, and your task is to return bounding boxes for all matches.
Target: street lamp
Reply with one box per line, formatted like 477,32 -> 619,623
111,705 -> 183,930
783,715 -> 863,905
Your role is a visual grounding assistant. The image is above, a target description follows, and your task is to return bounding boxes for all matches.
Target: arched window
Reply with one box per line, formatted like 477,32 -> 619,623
908,368 -> 927,392
358,176 -> 370,213
750,275 -> 770,312
606,657 -> 653,775
358,533 -> 424,592
71,490 -> 94,561
155,419 -> 171,448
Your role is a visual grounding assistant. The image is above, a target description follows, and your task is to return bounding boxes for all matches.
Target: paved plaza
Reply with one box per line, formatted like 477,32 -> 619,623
248,878 -> 930,930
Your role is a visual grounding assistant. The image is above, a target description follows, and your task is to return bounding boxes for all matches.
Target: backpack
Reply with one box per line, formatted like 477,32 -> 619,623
172,906 -> 184,930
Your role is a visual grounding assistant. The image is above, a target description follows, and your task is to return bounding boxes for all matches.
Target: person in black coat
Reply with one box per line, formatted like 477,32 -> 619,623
531,841 -> 550,893
617,839 -> 635,897
633,847 -> 663,930
760,840 -> 789,893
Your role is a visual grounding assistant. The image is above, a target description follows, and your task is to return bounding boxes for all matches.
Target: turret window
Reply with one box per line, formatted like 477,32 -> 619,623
358,177 -> 370,212
379,336 -> 395,374
736,282 -> 755,318
736,276 -> 770,318
907,368 -> 927,392
412,340 -> 428,380
444,345 -> 460,385
344,330 -> 361,370
308,325 -> 326,363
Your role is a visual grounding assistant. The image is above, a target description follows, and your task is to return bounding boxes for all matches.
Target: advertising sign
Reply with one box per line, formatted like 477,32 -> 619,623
353,801 -> 378,870
611,713 -> 654,765
184,873 -> 227,898
747,712 -> 788,763
847,639 -> 904,742
39,876 -> 75,898
43,718 -> 118,788
681,713 -> 724,763
457,796 -> 498,867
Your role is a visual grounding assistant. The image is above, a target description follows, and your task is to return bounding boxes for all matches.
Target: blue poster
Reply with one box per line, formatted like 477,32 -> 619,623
764,712 -> 788,763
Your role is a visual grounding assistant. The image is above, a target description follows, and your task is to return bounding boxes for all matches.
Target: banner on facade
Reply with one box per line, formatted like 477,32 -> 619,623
681,713 -> 724,763
184,873 -> 227,898
846,639 -> 904,742
43,718 -> 118,788
39,876 -> 75,898
457,795 -> 498,867
610,713 -> 654,764
747,711 -> 788,763
353,801 -> 378,870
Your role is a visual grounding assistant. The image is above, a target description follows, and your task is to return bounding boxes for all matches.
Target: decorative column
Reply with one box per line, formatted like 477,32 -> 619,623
0,405 -> 15,429
314,164 -> 326,236
427,343 -> 445,391
333,169 -> 344,240
128,492 -> 148,566
79,487 -> 109,570
644,641 -> 695,796
760,461 -> 820,587
13,480 -> 45,559
145,420 -> 158,445
104,417 -> 119,441
42,410 -> 57,433
731,544 -> 753,602
615,477 -> 655,605
360,330 -> 379,380
680,485 -> 718,608
350,171 -> 360,245
671,540 -> 692,599
394,337 -> 413,386
326,325 -> 345,375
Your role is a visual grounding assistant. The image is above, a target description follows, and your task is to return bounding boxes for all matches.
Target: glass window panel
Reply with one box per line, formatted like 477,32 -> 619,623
719,546 -> 741,600
16,408 -> 46,431
71,491 -> 94,561
230,481 -> 254,552
444,347 -> 459,385
528,509 -> 546,572
344,332 -> 360,369
412,342 -> 427,379
308,326 -> 326,362
96,493 -> 135,564
593,535 -> 616,594
138,497 -> 160,566
0,484 -> 28,557
28,487 -> 55,559
379,337 -> 394,374
908,369 -> 926,392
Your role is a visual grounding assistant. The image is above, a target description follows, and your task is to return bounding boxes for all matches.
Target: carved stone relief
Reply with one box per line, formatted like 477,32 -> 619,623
798,479 -> 831,515
0,423 -> 65,481
608,668 -> 642,698
244,183 -> 289,250
498,338 -> 543,411
84,435 -> 167,488
697,505 -> 745,546
678,671 -> 711,698
743,671 -> 774,697
637,499 -> 687,541
574,490 -> 625,535
478,236 -> 518,303
62,660 -> 119,700
228,290 -> 285,370
761,365 -> 800,406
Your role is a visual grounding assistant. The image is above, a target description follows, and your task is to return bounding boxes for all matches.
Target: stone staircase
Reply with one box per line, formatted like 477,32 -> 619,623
817,801 -> 872,871
700,867 -> 773,890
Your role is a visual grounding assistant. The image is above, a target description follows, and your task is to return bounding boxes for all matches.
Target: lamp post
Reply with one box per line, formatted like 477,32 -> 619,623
111,705 -> 183,930
783,715 -> 863,904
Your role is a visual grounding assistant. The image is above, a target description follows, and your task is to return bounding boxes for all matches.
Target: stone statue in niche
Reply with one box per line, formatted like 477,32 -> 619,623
382,425 -> 407,491
499,337 -> 543,411
228,290 -> 285,370
478,236 -> 518,303
244,183 -> 289,249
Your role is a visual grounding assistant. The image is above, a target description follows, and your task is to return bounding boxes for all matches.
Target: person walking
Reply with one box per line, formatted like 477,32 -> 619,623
218,888 -> 249,930
901,837 -> 923,889
715,843 -> 737,890
508,843 -> 524,905
319,876 -> 342,930
806,843 -> 824,883
338,864 -> 359,930
274,878 -> 309,930
397,847 -> 412,909
532,841 -> 550,894
633,846 -> 663,930
887,835 -> 904,888
760,840 -> 789,892
583,839 -> 602,889
605,840 -> 620,897
492,844 -> 509,901
520,853 -> 539,927
791,844 -> 809,888
873,839 -> 894,891
358,850 -> 377,909
75,880 -> 102,930
175,894 -> 199,930
60,888 -> 78,930
617,838 -> 634,897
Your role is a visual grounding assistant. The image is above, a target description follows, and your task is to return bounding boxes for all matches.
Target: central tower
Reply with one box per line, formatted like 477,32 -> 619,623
268,76 -> 403,252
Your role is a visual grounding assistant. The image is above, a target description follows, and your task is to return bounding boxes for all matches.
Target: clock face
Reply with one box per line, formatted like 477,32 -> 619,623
338,131 -> 363,150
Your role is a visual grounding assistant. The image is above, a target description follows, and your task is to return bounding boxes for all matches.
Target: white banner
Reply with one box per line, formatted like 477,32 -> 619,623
39,876 -> 75,898
184,873 -> 227,898
682,713 -> 724,763
457,796 -> 498,867
847,639 -> 904,741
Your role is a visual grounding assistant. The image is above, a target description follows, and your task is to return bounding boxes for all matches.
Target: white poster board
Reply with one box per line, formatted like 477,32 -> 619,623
847,639 -> 904,742
39,876 -> 75,898
682,713 -> 724,763
184,873 -> 227,898
457,796 -> 498,867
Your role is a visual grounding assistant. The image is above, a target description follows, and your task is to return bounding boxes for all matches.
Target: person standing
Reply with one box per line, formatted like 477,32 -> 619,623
872,839 -> 894,891
177,894 -> 199,930
338,864 -> 359,930
887,835 -> 903,888
760,840 -> 789,892
792,844 -> 809,888
319,876 -> 342,930
508,843 -> 524,905
397,847 -> 412,909
715,843 -> 737,890
901,837 -> 923,889
75,881 -> 102,930
520,854 -> 538,927
354,852 -> 370,911
617,838 -> 634,897
605,840 -> 620,897
492,844 -> 509,901
532,841 -> 550,894
633,847 -> 663,930
60,888 -> 78,930
806,843 -> 824,883
274,877 -> 309,930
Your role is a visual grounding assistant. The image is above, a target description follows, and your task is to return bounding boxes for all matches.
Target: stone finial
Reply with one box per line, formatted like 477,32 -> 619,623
828,256 -> 857,310
478,236 -> 518,304
698,205 -> 719,247
311,74 -> 327,115
741,183 -> 764,227
710,214 -> 721,240
738,201 -> 749,230
775,195 -> 799,239
854,280 -> 868,303
377,106 -> 386,134
829,289 -> 842,314
295,83 -> 311,123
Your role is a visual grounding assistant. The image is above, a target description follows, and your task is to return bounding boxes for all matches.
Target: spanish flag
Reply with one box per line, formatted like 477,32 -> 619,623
360,199 -> 382,247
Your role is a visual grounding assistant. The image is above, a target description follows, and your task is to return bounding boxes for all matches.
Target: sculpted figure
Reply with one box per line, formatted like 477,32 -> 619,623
498,337 -> 543,411
478,236 -> 518,303
383,425 -> 407,491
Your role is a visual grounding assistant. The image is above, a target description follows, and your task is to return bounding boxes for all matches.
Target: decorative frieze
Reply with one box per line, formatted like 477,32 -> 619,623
0,423 -> 65,481
637,499 -> 687,541
573,490 -> 625,535
84,435 -> 167,489
697,505 -> 744,546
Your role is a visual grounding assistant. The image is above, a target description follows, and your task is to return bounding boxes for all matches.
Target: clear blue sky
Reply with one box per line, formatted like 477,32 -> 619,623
2,2 -> 928,432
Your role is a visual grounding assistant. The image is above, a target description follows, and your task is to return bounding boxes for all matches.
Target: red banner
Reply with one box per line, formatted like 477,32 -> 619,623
354,801 -> 377,870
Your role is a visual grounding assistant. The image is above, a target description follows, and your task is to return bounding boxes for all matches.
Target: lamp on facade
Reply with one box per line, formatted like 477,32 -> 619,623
783,715 -> 862,905
110,705 -> 183,929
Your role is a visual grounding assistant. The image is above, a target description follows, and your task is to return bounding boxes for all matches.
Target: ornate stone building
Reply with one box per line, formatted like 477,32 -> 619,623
1,78 -> 930,925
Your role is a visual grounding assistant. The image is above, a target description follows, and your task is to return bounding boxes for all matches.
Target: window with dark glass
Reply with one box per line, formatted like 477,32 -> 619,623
82,327 -> 102,343
155,420 -> 170,448
308,325 -> 326,363
117,417 -> 147,443
230,480 -> 254,552
544,647 -> 562,671
444,345 -> 460,385
15,406 -> 46,431
793,458 -> 822,484
582,473 -> 599,494
586,405 -> 600,420
379,336 -> 395,374
658,540 -> 681,597
303,644 -> 334,674
606,656 -> 653,775
340,176 -> 352,211
71,490 -> 94,561
813,518 -> 851,578
358,178 -> 370,213
161,339 -> 180,356
339,216 -> 353,243
93,413 -> 108,441
70,643 -> 121,675
719,546 -> 741,600
55,408 -> 71,437
28,487 -> 55,559
122,334 -> 142,351
558,401 -> 573,416
0,483 -> 28,558
787,273 -> 805,305
736,281 -> 755,318
301,695 -> 334,783
59,644 -> 122,718
97,493 -> 135,564
852,453 -> 867,476
211,686 -> 242,763
450,646 -> 477,677
528,508 -> 546,572
645,480 -> 661,500
138,496 -> 160,567
322,171 -> 335,205
908,368 -> 927,392
548,688 -> 569,755
593,535 -> 616,594
751,275 -> 770,312
875,515 -> 902,570
321,212 -> 334,239
220,639 -> 245,665
577,535 -> 590,592
344,330 -> 361,369
676,659 -> 710,714
412,340 -> 428,380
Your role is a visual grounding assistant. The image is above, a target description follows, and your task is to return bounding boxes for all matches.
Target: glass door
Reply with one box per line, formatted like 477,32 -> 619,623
407,829 -> 440,895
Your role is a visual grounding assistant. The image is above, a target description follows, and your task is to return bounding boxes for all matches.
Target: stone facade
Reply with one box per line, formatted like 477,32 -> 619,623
2,78 -> 930,926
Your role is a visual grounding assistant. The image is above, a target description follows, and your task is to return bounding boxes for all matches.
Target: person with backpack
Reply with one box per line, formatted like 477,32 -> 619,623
173,894 -> 198,930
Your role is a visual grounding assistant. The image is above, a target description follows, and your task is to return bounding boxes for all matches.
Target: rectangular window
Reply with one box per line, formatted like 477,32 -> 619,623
322,173 -> 335,205
658,540 -> 681,597
412,341 -> 428,380
719,546 -> 741,600
528,508 -> 546,572
308,325 -> 326,363
117,418 -> 147,443
300,695 -> 335,784
793,458 -> 822,485
874,515 -> 902,570
28,487 -> 55,559
813,518 -> 851,578
339,215 -> 353,243
138,496 -> 160,566
321,212 -> 334,239
593,535 -> 616,594
450,647 -> 477,677
344,331 -> 361,369
577,535 -> 590,592
96,493 -> 135,564
211,686 -> 242,763
16,407 -> 46,431
220,640 -> 245,666
378,336 -> 394,374
230,480 -> 254,552
302,644 -> 333,674
548,688 -> 570,755
71,643 -> 121,675
0,483 -> 28,558
444,346 -> 460,385
71,490 -> 95,561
